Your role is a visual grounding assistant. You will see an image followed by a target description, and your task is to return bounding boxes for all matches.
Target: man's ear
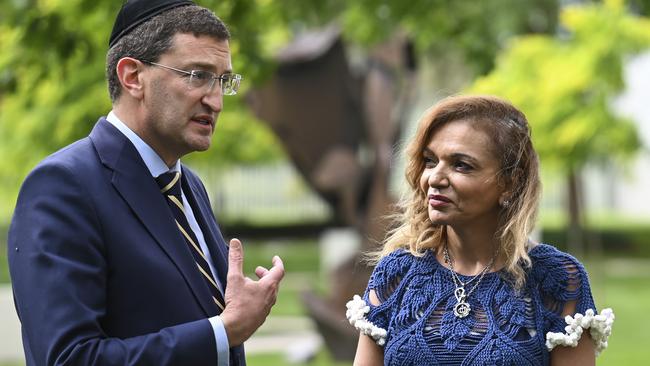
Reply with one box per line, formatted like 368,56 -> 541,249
116,57 -> 145,99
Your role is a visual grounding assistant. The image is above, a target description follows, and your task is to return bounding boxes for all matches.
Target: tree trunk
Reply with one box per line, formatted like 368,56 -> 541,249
566,169 -> 585,257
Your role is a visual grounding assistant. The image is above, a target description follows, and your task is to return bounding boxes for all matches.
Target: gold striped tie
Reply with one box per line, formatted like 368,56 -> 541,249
156,171 -> 225,313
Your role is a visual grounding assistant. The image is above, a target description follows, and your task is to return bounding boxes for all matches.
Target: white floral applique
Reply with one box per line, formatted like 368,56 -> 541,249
346,295 -> 388,346
545,308 -> 615,356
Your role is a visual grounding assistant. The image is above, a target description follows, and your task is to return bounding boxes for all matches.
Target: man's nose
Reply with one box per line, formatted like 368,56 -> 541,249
202,88 -> 223,113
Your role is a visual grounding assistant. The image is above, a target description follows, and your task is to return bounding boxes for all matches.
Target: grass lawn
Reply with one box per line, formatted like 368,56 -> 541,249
247,349 -> 350,366
592,259 -> 650,365
1,240 -> 649,365
244,246 -> 650,365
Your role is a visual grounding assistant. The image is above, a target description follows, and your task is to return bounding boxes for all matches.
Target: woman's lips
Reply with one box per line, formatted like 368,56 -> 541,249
428,194 -> 452,208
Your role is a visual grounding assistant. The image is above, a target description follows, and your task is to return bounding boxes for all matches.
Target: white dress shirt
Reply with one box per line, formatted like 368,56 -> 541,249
106,111 -> 229,365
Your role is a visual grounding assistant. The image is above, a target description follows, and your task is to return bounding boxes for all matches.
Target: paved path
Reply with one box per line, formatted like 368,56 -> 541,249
0,285 -> 320,364
0,286 -> 22,363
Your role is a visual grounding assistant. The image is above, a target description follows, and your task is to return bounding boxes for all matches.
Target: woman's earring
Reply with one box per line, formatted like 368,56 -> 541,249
502,199 -> 510,208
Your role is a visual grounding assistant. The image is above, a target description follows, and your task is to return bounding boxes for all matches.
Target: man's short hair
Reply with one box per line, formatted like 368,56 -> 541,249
106,5 -> 230,102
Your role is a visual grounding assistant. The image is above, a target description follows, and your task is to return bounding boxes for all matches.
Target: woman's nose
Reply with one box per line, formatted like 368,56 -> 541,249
428,167 -> 449,188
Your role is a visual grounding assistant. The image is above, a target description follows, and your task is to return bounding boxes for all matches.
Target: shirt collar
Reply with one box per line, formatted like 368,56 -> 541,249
106,110 -> 181,177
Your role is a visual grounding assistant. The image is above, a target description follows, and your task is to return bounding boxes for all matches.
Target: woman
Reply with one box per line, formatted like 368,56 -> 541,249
346,95 -> 614,365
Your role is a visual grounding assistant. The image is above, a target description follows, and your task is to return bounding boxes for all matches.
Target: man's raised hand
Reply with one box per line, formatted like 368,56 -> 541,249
221,238 -> 285,346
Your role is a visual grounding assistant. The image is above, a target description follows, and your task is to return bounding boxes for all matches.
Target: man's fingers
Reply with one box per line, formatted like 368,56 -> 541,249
227,238 -> 244,279
263,255 -> 285,282
271,255 -> 284,269
252,256 -> 284,279
255,266 -> 269,279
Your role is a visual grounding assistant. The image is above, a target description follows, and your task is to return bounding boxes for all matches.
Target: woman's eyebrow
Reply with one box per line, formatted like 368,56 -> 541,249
450,152 -> 480,165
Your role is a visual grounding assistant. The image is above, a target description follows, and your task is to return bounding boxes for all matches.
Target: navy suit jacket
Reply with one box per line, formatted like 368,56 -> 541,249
8,118 -> 245,365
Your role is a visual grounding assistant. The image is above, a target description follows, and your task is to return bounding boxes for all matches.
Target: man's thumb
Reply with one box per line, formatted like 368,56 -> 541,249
228,238 -> 244,277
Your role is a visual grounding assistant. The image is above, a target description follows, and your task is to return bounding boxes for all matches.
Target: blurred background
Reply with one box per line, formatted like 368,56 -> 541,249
1,0 -> 650,364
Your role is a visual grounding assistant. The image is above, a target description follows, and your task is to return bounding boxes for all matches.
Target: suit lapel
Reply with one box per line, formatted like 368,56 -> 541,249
90,118 -> 215,316
181,169 -> 229,293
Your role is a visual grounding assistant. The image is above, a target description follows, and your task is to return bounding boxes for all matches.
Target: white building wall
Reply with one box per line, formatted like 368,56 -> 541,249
606,51 -> 650,218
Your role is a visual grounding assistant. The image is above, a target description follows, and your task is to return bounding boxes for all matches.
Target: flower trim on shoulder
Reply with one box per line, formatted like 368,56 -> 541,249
346,295 -> 388,346
545,308 -> 615,356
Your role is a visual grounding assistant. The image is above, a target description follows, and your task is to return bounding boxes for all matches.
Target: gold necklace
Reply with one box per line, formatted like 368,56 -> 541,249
443,244 -> 497,318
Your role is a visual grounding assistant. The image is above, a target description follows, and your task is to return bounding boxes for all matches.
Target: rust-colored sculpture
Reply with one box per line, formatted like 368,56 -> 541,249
246,25 -> 416,360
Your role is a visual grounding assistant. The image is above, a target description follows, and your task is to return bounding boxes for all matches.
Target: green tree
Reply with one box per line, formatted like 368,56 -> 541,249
470,0 -> 650,252
0,0 -> 559,220
0,0 -> 286,219
629,0 -> 650,15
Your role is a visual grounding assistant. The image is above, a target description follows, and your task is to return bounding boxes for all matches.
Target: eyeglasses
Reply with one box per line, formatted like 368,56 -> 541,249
141,60 -> 242,96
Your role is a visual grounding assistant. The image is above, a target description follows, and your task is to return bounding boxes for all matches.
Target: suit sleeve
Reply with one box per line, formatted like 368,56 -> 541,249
8,162 -> 217,366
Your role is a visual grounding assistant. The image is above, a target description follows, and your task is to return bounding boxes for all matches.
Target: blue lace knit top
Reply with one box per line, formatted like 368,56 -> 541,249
359,244 -> 598,365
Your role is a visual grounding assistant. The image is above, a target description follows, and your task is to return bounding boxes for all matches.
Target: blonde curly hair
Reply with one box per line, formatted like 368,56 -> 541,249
375,95 -> 541,289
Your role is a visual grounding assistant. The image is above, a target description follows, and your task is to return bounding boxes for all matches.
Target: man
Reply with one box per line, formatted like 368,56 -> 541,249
8,0 -> 284,365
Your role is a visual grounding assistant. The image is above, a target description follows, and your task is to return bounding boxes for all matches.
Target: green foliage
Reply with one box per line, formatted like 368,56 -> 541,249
341,0 -> 558,73
212,0 -> 560,75
0,0 -> 561,220
0,0 -> 286,220
470,0 -> 650,172
629,0 -> 650,15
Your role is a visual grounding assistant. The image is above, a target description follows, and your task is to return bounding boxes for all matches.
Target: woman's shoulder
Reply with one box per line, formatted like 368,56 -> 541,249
373,248 -> 416,274
528,243 -> 584,269
376,247 -> 436,271
527,243 -> 590,298
370,248 -> 434,286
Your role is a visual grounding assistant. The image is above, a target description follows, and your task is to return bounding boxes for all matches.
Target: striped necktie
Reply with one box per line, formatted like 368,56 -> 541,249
156,171 -> 225,313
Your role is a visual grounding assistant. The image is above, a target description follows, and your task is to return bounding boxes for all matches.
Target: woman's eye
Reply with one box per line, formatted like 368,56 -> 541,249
455,161 -> 473,171
424,157 -> 437,167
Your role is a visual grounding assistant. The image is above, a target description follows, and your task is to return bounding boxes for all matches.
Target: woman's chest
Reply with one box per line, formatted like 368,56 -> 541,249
383,272 -> 549,366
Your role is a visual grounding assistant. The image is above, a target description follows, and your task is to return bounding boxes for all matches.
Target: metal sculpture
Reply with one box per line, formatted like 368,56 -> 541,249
246,25 -> 416,359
